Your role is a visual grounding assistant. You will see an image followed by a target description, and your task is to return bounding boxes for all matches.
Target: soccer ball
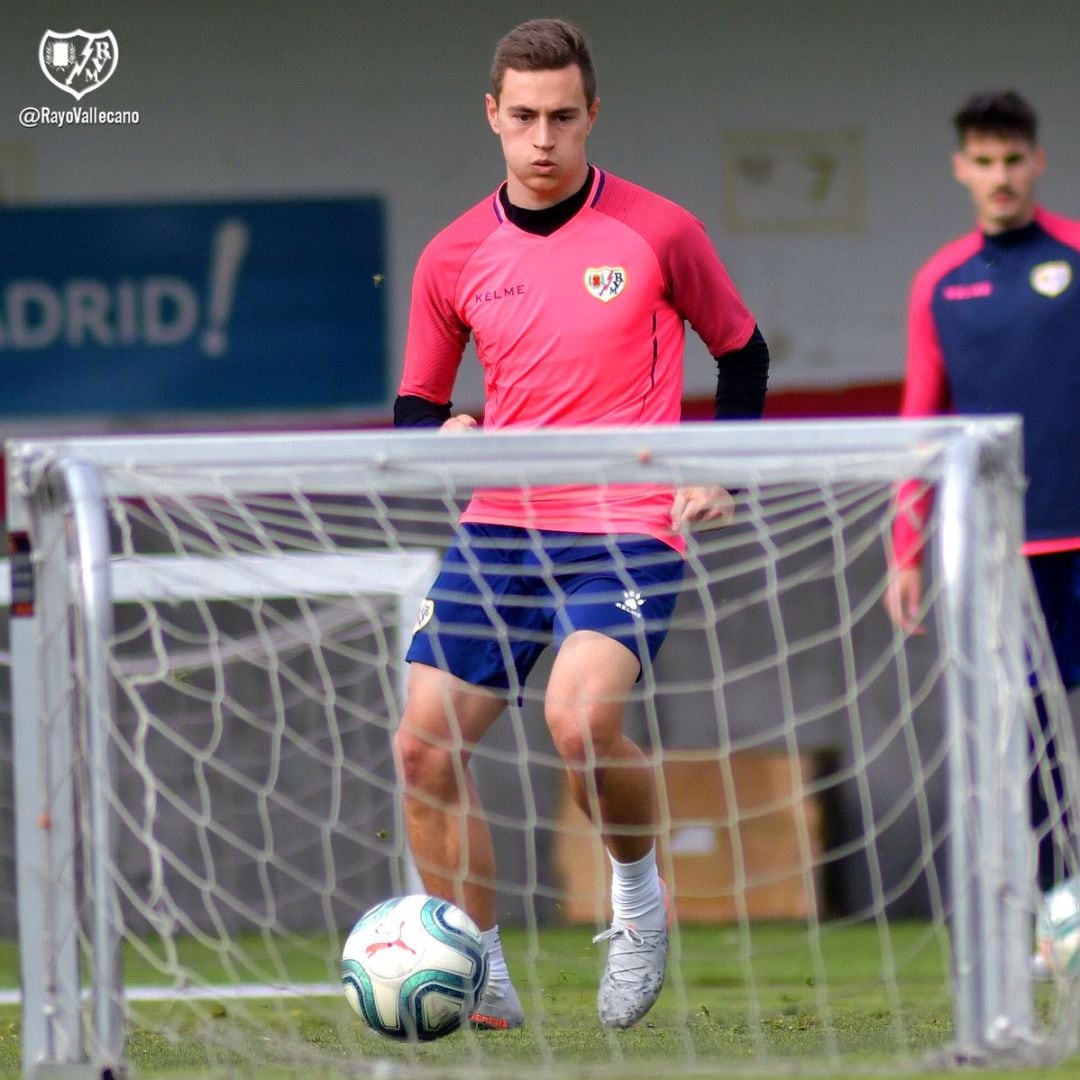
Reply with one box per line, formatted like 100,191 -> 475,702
1036,877 -> 1080,978
341,894 -> 488,1041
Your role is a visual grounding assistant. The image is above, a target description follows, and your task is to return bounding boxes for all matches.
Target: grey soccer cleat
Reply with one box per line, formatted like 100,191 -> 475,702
469,977 -> 525,1031
594,883 -> 671,1028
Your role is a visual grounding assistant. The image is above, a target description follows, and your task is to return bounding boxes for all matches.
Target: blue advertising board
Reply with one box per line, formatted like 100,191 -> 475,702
0,198 -> 386,416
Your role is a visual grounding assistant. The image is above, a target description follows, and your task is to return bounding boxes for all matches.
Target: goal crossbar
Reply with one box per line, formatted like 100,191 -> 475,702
4,418 -> 1019,498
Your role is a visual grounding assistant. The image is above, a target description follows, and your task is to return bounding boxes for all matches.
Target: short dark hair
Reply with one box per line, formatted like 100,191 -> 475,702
490,19 -> 597,107
953,90 -> 1038,145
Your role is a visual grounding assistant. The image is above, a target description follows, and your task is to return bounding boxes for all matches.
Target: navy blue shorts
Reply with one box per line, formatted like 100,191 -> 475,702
406,524 -> 685,692
1030,550 -> 1080,691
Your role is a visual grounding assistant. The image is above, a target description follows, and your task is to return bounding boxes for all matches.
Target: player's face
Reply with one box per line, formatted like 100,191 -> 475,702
952,132 -> 1046,234
486,65 -> 599,210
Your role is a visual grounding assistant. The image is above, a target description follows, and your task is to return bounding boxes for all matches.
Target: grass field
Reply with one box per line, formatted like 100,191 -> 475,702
0,923 -> 1078,1079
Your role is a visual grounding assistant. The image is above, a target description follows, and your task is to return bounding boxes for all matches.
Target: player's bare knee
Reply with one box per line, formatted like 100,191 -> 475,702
547,708 -> 618,767
393,727 -> 458,795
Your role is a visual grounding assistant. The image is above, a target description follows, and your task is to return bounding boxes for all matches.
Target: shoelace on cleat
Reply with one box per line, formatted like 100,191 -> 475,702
592,923 -> 645,947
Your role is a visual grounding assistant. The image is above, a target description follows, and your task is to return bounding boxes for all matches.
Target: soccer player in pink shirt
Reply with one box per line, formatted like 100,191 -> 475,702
393,18 -> 769,1030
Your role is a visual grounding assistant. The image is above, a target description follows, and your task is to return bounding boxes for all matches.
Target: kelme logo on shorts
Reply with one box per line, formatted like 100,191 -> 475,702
414,599 -> 434,632
39,30 -> 118,100
1030,260 -> 1072,298
616,590 -> 645,618
584,267 -> 627,302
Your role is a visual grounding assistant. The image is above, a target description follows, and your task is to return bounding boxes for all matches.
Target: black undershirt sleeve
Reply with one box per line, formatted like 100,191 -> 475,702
393,394 -> 452,427
714,324 -> 770,420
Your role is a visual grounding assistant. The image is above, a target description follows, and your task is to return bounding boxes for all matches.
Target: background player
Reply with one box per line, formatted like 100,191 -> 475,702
885,90 -> 1080,891
392,18 -> 769,1030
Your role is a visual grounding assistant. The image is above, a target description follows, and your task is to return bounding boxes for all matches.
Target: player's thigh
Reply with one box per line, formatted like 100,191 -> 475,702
397,662 -> 507,763
547,629 -> 641,714
546,630 -> 645,764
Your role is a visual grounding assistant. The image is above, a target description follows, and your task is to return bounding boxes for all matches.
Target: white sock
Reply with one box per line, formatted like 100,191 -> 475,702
481,925 -> 510,987
608,845 -> 664,926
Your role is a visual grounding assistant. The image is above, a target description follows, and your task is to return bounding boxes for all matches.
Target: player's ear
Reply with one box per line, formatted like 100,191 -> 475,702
586,96 -> 600,132
1033,145 -> 1047,178
485,93 -> 500,134
951,149 -> 968,186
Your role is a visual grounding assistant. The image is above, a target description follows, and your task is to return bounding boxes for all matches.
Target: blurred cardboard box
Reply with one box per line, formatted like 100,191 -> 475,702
553,751 -> 822,923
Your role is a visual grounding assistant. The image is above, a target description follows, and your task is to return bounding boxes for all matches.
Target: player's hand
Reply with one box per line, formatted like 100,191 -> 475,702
670,486 -> 736,531
440,414 -> 479,433
883,564 -> 926,635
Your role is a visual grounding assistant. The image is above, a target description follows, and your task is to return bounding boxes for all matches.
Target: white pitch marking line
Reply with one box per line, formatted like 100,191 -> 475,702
0,982 -> 340,1006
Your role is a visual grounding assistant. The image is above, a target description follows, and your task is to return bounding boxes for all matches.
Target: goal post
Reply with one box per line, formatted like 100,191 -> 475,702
936,429 -> 1033,1052
8,448 -> 438,1077
5,418 -> 1077,1078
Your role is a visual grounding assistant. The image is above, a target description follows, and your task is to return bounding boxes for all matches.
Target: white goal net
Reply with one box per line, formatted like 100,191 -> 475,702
5,419 -> 1079,1079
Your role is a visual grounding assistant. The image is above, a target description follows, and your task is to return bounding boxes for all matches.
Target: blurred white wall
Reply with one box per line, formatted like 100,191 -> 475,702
2,0 -> 1078,411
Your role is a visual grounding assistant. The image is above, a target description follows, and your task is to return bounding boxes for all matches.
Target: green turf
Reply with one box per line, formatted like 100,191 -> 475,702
1,923 -> 1078,1079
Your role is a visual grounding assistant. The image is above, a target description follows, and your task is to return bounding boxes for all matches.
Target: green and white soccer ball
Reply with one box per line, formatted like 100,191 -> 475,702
1037,877 -> 1080,978
341,894 -> 488,1041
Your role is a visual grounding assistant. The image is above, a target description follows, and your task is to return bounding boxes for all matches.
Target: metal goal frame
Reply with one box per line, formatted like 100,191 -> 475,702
4,418 -> 1038,1077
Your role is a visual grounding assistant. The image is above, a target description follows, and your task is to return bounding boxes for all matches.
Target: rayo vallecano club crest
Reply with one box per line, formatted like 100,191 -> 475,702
584,266 -> 627,302
39,30 -> 118,101
1030,260 -> 1072,299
